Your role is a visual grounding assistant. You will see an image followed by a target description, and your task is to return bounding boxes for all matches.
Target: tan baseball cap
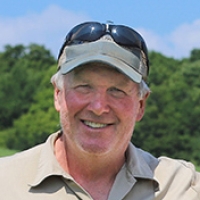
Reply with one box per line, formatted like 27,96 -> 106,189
58,37 -> 148,83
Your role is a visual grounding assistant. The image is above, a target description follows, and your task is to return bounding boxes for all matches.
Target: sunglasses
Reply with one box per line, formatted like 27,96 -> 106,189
58,22 -> 149,70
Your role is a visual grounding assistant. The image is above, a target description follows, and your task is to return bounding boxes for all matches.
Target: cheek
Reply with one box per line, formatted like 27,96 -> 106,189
114,99 -> 141,137
59,92 -> 83,129
64,91 -> 89,113
115,98 -> 140,119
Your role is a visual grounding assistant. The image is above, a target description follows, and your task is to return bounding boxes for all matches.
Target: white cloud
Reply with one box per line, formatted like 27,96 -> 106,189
138,19 -> 200,59
169,19 -> 200,58
137,28 -> 172,56
0,5 -> 91,57
0,5 -> 200,59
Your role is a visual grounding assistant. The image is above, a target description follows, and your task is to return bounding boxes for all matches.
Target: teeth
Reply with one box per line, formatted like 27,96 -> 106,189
84,121 -> 107,128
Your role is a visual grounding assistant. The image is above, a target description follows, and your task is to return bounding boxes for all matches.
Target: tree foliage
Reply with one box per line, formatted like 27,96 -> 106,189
133,51 -> 200,164
0,44 -> 55,128
0,44 -> 57,149
1,44 -> 200,165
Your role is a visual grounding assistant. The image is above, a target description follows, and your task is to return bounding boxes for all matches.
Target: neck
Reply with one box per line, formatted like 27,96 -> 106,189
54,134 -> 126,199
55,134 -> 125,179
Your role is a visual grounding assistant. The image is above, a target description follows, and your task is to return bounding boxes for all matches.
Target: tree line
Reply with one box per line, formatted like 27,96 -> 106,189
0,44 -> 200,164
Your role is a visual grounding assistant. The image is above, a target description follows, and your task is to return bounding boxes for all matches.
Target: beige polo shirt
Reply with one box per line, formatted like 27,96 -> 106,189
0,131 -> 200,200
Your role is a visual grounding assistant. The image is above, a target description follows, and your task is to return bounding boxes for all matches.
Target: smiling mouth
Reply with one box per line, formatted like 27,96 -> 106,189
83,120 -> 109,128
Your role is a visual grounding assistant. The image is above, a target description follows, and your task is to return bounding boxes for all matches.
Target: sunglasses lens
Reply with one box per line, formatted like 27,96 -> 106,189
67,22 -> 106,43
58,22 -> 105,59
110,25 -> 148,56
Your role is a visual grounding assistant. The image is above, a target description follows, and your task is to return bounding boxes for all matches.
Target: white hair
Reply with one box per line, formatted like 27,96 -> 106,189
138,79 -> 151,99
50,70 -> 63,90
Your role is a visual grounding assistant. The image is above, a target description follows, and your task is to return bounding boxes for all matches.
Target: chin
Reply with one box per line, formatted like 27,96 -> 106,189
81,143 -> 111,155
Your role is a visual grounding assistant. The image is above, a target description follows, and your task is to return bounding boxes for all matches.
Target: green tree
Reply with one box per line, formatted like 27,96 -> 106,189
5,65 -> 59,150
190,49 -> 200,62
0,44 -> 56,129
133,53 -> 200,164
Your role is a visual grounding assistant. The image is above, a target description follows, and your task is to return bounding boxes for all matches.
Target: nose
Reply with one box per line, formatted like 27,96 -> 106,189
87,92 -> 110,116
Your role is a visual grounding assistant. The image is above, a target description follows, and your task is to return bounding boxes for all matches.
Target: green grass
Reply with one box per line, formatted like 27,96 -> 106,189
0,147 -> 18,157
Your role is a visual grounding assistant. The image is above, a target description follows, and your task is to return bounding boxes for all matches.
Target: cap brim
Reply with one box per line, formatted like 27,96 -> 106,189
60,54 -> 142,83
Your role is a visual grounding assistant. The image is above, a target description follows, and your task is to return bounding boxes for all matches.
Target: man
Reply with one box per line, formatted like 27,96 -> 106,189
0,22 -> 200,200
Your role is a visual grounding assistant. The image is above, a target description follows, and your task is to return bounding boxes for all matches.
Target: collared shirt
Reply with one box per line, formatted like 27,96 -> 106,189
0,131 -> 200,200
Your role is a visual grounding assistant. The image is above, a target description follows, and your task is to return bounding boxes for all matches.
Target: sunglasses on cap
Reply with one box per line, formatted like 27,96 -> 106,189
58,22 -> 149,72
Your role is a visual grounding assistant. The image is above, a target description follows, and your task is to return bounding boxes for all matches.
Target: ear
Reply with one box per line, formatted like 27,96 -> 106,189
54,87 -> 61,112
136,92 -> 150,121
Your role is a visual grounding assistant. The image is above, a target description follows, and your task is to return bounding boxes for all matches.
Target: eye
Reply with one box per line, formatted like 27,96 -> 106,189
108,87 -> 126,98
75,84 -> 92,94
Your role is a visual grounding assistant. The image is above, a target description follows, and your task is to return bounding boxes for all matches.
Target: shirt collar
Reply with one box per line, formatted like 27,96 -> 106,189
29,131 -> 73,187
29,132 -> 159,190
125,143 -> 159,181
107,143 -> 160,199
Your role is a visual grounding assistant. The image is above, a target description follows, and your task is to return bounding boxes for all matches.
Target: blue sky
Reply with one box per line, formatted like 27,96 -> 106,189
0,0 -> 200,59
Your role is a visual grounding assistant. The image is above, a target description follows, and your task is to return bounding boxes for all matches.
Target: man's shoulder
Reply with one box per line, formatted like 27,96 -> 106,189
0,132 -> 59,177
0,144 -> 43,173
158,156 -> 197,171
155,156 -> 200,199
156,156 -> 200,179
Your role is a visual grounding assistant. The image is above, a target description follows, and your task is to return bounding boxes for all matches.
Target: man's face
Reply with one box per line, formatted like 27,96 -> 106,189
54,63 -> 147,156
